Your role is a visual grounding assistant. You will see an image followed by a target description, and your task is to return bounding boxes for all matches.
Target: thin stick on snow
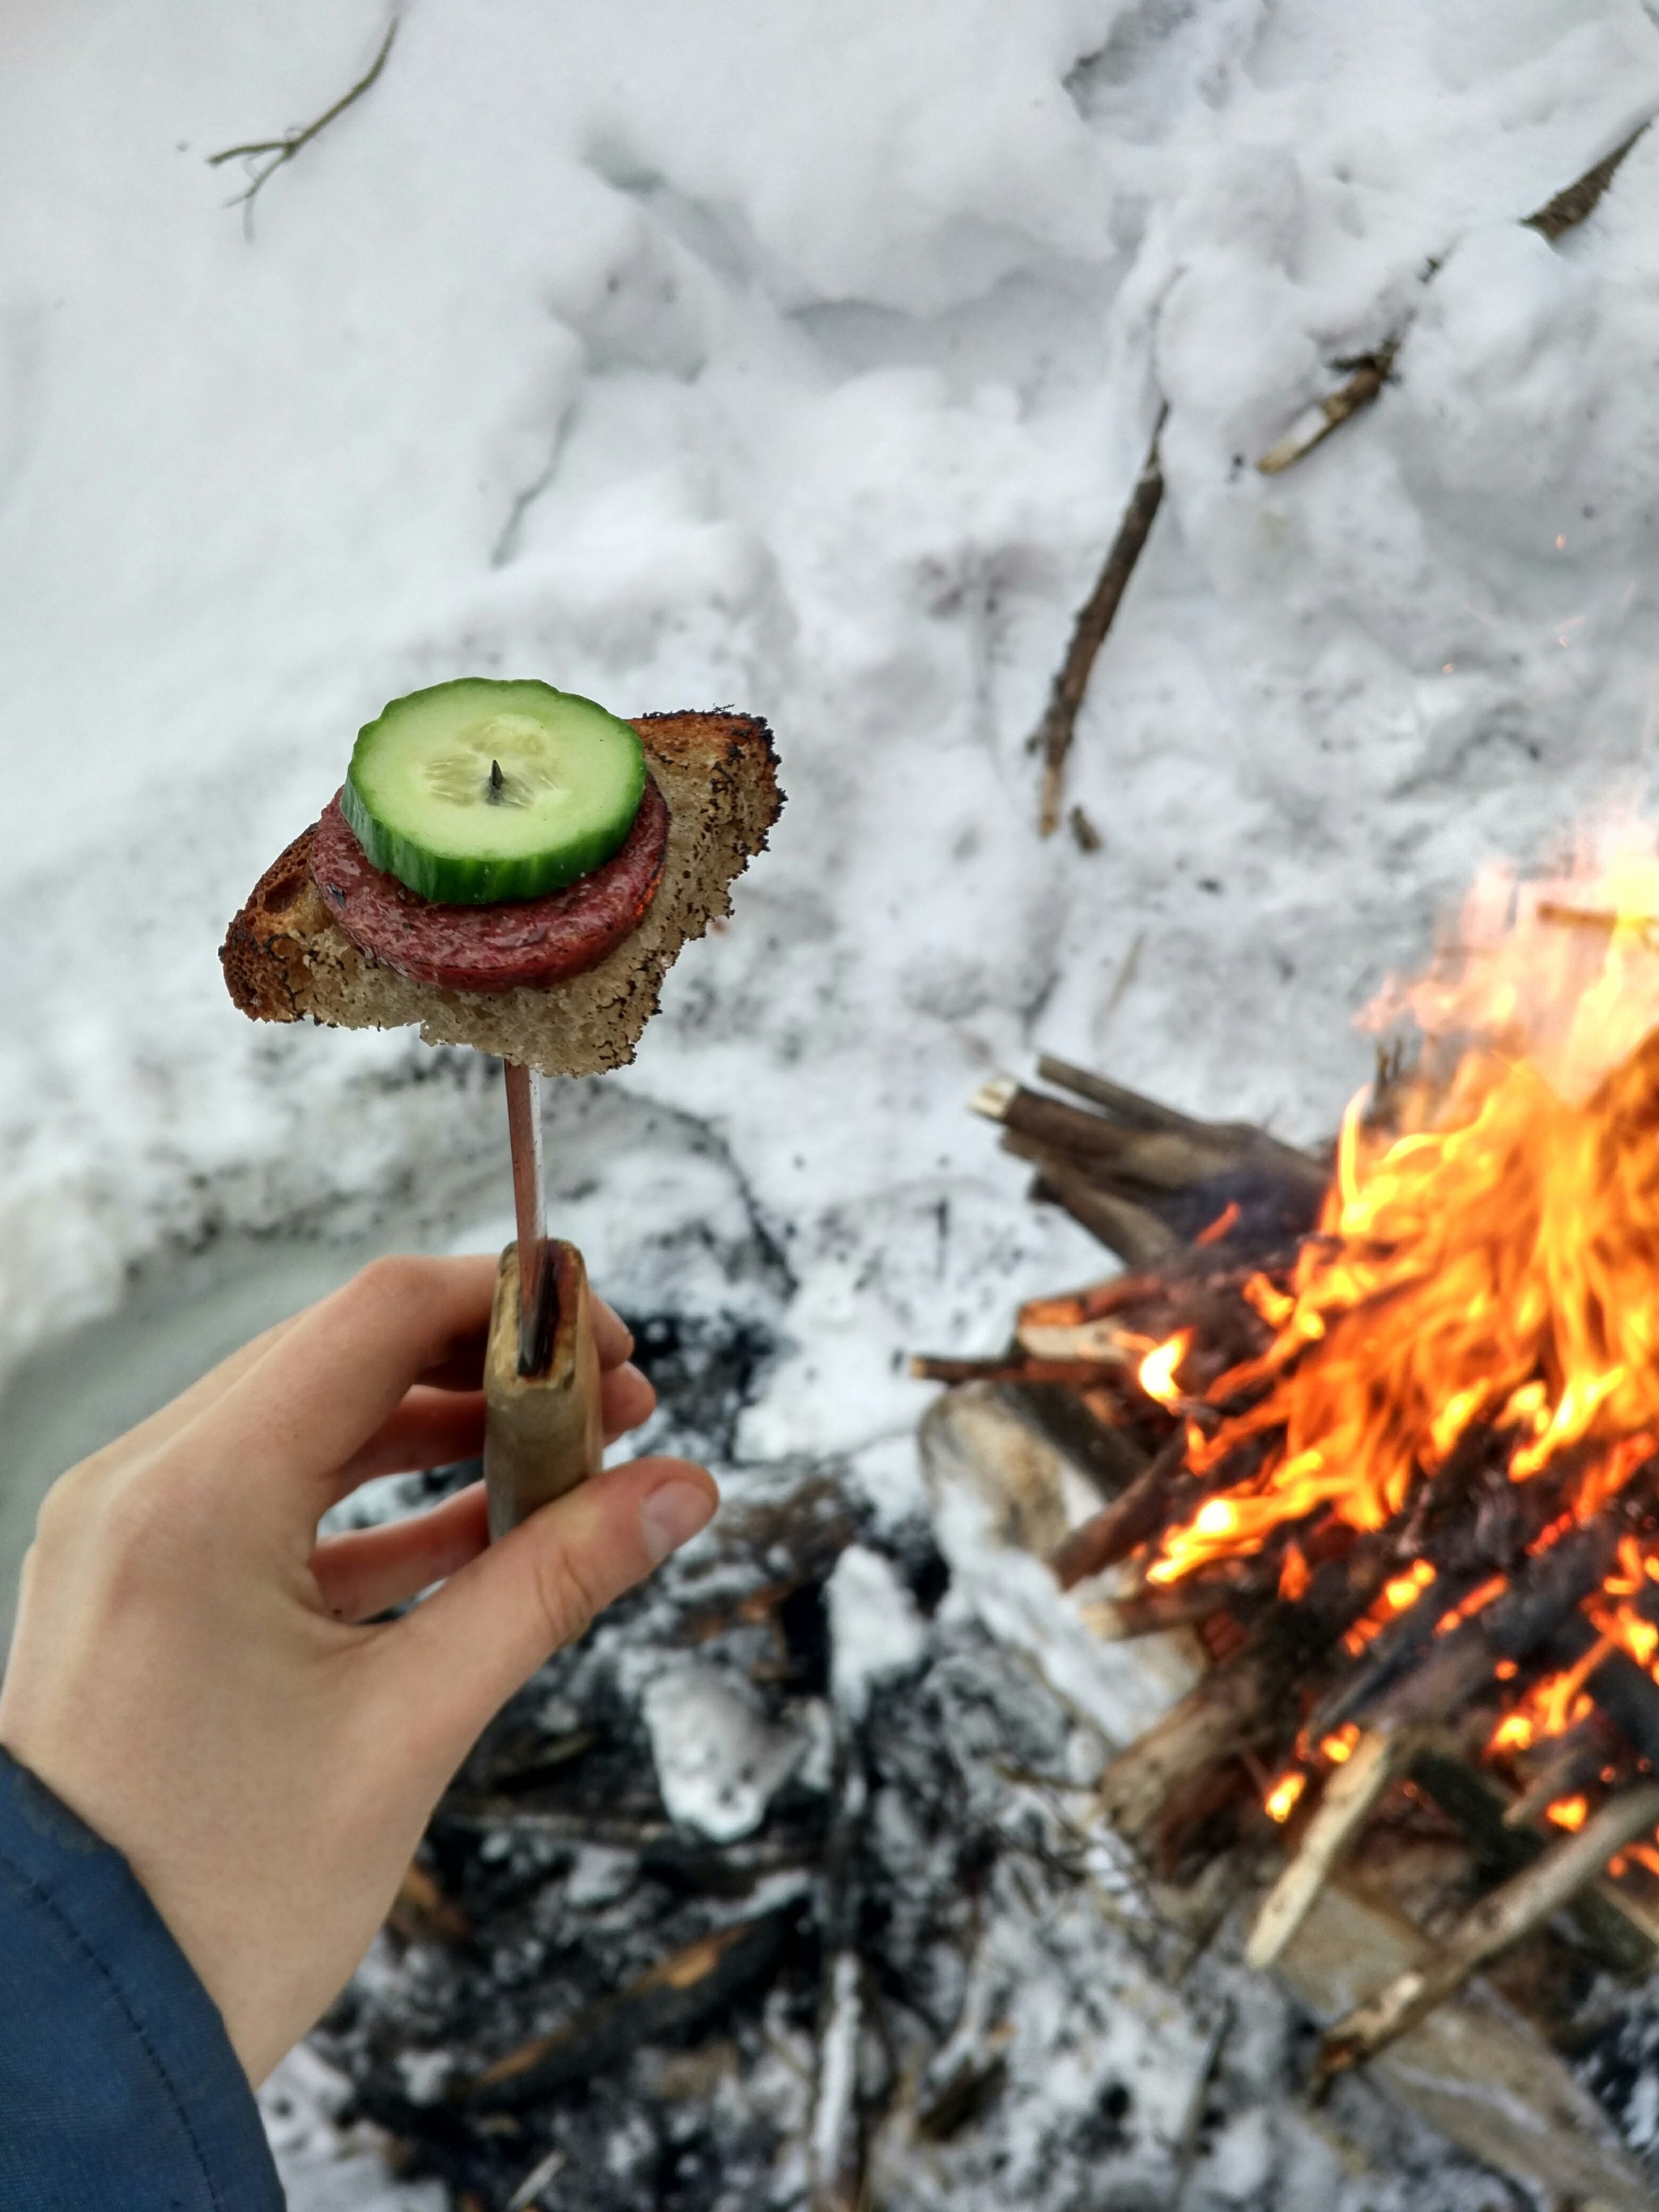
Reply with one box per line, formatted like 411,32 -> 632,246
1522,120 -> 1652,241
209,19 -> 399,238
1245,1727 -> 1413,1968
1166,1998 -> 1234,2212
1032,406 -> 1167,836
1316,1782 -> 1659,2080
1255,118 -> 1653,475
1256,344 -> 1397,476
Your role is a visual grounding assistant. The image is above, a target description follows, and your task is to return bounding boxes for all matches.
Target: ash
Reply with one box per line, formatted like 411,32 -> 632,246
274,1326 -> 1519,2212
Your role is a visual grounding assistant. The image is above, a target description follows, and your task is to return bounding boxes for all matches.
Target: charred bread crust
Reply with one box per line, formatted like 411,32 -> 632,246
220,823 -> 323,1023
220,710 -> 782,1076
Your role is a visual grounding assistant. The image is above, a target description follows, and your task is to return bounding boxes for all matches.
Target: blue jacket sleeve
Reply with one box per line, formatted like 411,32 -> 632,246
0,1744 -> 284,2210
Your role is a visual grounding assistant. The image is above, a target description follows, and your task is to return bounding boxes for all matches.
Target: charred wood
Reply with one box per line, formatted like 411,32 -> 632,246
1025,1157 -> 1182,1266
1367,1518 -> 1619,1732
453,1903 -> 804,2107
1098,1539 -> 1397,1846
1504,1715 -> 1623,1830
1409,1750 -> 1654,1978
1050,1434 -> 1192,1590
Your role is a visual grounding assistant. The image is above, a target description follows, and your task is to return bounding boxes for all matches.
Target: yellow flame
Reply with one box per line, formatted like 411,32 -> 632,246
1265,1771 -> 1307,1823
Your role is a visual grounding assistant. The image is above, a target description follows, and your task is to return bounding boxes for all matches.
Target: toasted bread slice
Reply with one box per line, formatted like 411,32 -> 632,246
221,711 -> 781,1075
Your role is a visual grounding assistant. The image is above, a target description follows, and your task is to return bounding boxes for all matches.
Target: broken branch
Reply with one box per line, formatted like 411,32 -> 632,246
1033,407 -> 1168,835
1316,1783 -> 1659,2079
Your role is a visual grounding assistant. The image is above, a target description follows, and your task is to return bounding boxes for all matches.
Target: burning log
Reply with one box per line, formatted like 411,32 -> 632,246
1316,1783 -> 1659,2080
1244,1728 -> 1418,1969
1032,407 -> 1168,836
1503,1713 -> 1621,1830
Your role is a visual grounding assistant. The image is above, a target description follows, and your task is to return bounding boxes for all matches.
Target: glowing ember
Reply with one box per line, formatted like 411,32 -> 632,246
1546,1795 -> 1590,1832
1265,1770 -> 1307,1823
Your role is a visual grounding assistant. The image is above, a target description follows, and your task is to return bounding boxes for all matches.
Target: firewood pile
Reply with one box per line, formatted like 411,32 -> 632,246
902,825 -> 1659,2204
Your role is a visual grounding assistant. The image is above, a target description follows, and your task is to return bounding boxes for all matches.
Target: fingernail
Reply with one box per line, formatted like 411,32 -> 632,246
640,1480 -> 715,1565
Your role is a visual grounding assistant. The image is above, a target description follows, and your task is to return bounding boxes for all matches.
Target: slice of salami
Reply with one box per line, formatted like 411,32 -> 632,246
311,775 -> 669,992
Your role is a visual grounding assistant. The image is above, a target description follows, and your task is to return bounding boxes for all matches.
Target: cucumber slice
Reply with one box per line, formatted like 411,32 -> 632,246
342,679 -> 647,905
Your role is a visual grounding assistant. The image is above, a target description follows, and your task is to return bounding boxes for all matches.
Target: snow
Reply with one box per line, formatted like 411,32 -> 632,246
7,0 -> 1659,2202
824,1544 -> 926,1718
642,1658 -> 818,1842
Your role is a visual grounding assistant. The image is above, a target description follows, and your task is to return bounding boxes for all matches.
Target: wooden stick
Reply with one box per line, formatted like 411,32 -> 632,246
483,1241 -> 603,1540
908,1352 -> 1126,1387
1316,1783 -> 1659,2079
1523,120 -> 1652,241
1245,1729 -> 1412,1968
1033,408 -> 1168,835
1257,346 -> 1397,476
1034,1054 -> 1329,1195
1023,1153 -> 1182,1267
1050,1433 -> 1189,1589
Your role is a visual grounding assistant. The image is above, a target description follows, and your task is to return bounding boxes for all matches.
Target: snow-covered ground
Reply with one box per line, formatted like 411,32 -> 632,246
6,0 -> 1659,2201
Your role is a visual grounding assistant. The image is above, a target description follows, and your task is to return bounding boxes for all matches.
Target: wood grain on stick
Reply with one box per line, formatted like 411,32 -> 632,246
484,1241 -> 603,1540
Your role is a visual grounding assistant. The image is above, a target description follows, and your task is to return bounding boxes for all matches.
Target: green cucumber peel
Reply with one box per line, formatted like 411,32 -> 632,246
342,677 -> 646,905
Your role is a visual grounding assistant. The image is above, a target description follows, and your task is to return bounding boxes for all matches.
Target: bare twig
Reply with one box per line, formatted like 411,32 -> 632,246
1316,1783 -> 1659,2079
1166,1999 -> 1234,2212
1033,406 -> 1167,835
1256,344 -> 1397,476
1256,117 -> 1653,473
209,19 -> 399,237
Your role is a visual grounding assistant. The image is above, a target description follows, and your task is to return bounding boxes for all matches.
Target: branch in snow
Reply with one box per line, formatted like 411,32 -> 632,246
208,18 -> 399,239
1030,406 -> 1167,838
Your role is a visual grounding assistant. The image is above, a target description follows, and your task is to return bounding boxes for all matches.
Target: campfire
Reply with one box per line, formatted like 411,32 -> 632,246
288,821 -> 1659,2212
920,816 -> 1659,2086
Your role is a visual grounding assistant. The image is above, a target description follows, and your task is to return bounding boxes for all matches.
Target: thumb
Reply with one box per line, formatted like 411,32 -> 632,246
381,1455 -> 717,1761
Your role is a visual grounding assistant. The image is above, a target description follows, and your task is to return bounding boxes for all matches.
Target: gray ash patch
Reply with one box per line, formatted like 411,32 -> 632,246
302,1463 -> 1524,2212
618,1307 -> 781,1464
1576,1982 -> 1659,2177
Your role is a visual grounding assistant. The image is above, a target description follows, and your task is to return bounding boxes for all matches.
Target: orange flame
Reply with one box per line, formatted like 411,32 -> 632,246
1150,819 -> 1659,1588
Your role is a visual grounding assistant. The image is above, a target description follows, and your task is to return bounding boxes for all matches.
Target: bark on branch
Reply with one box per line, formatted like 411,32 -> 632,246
1032,408 -> 1167,835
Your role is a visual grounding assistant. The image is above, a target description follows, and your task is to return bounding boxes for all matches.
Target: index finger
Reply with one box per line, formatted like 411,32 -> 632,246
185,1254 -> 499,1518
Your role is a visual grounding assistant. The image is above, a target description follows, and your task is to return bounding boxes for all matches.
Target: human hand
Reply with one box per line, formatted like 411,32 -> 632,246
0,1253 -> 716,2085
